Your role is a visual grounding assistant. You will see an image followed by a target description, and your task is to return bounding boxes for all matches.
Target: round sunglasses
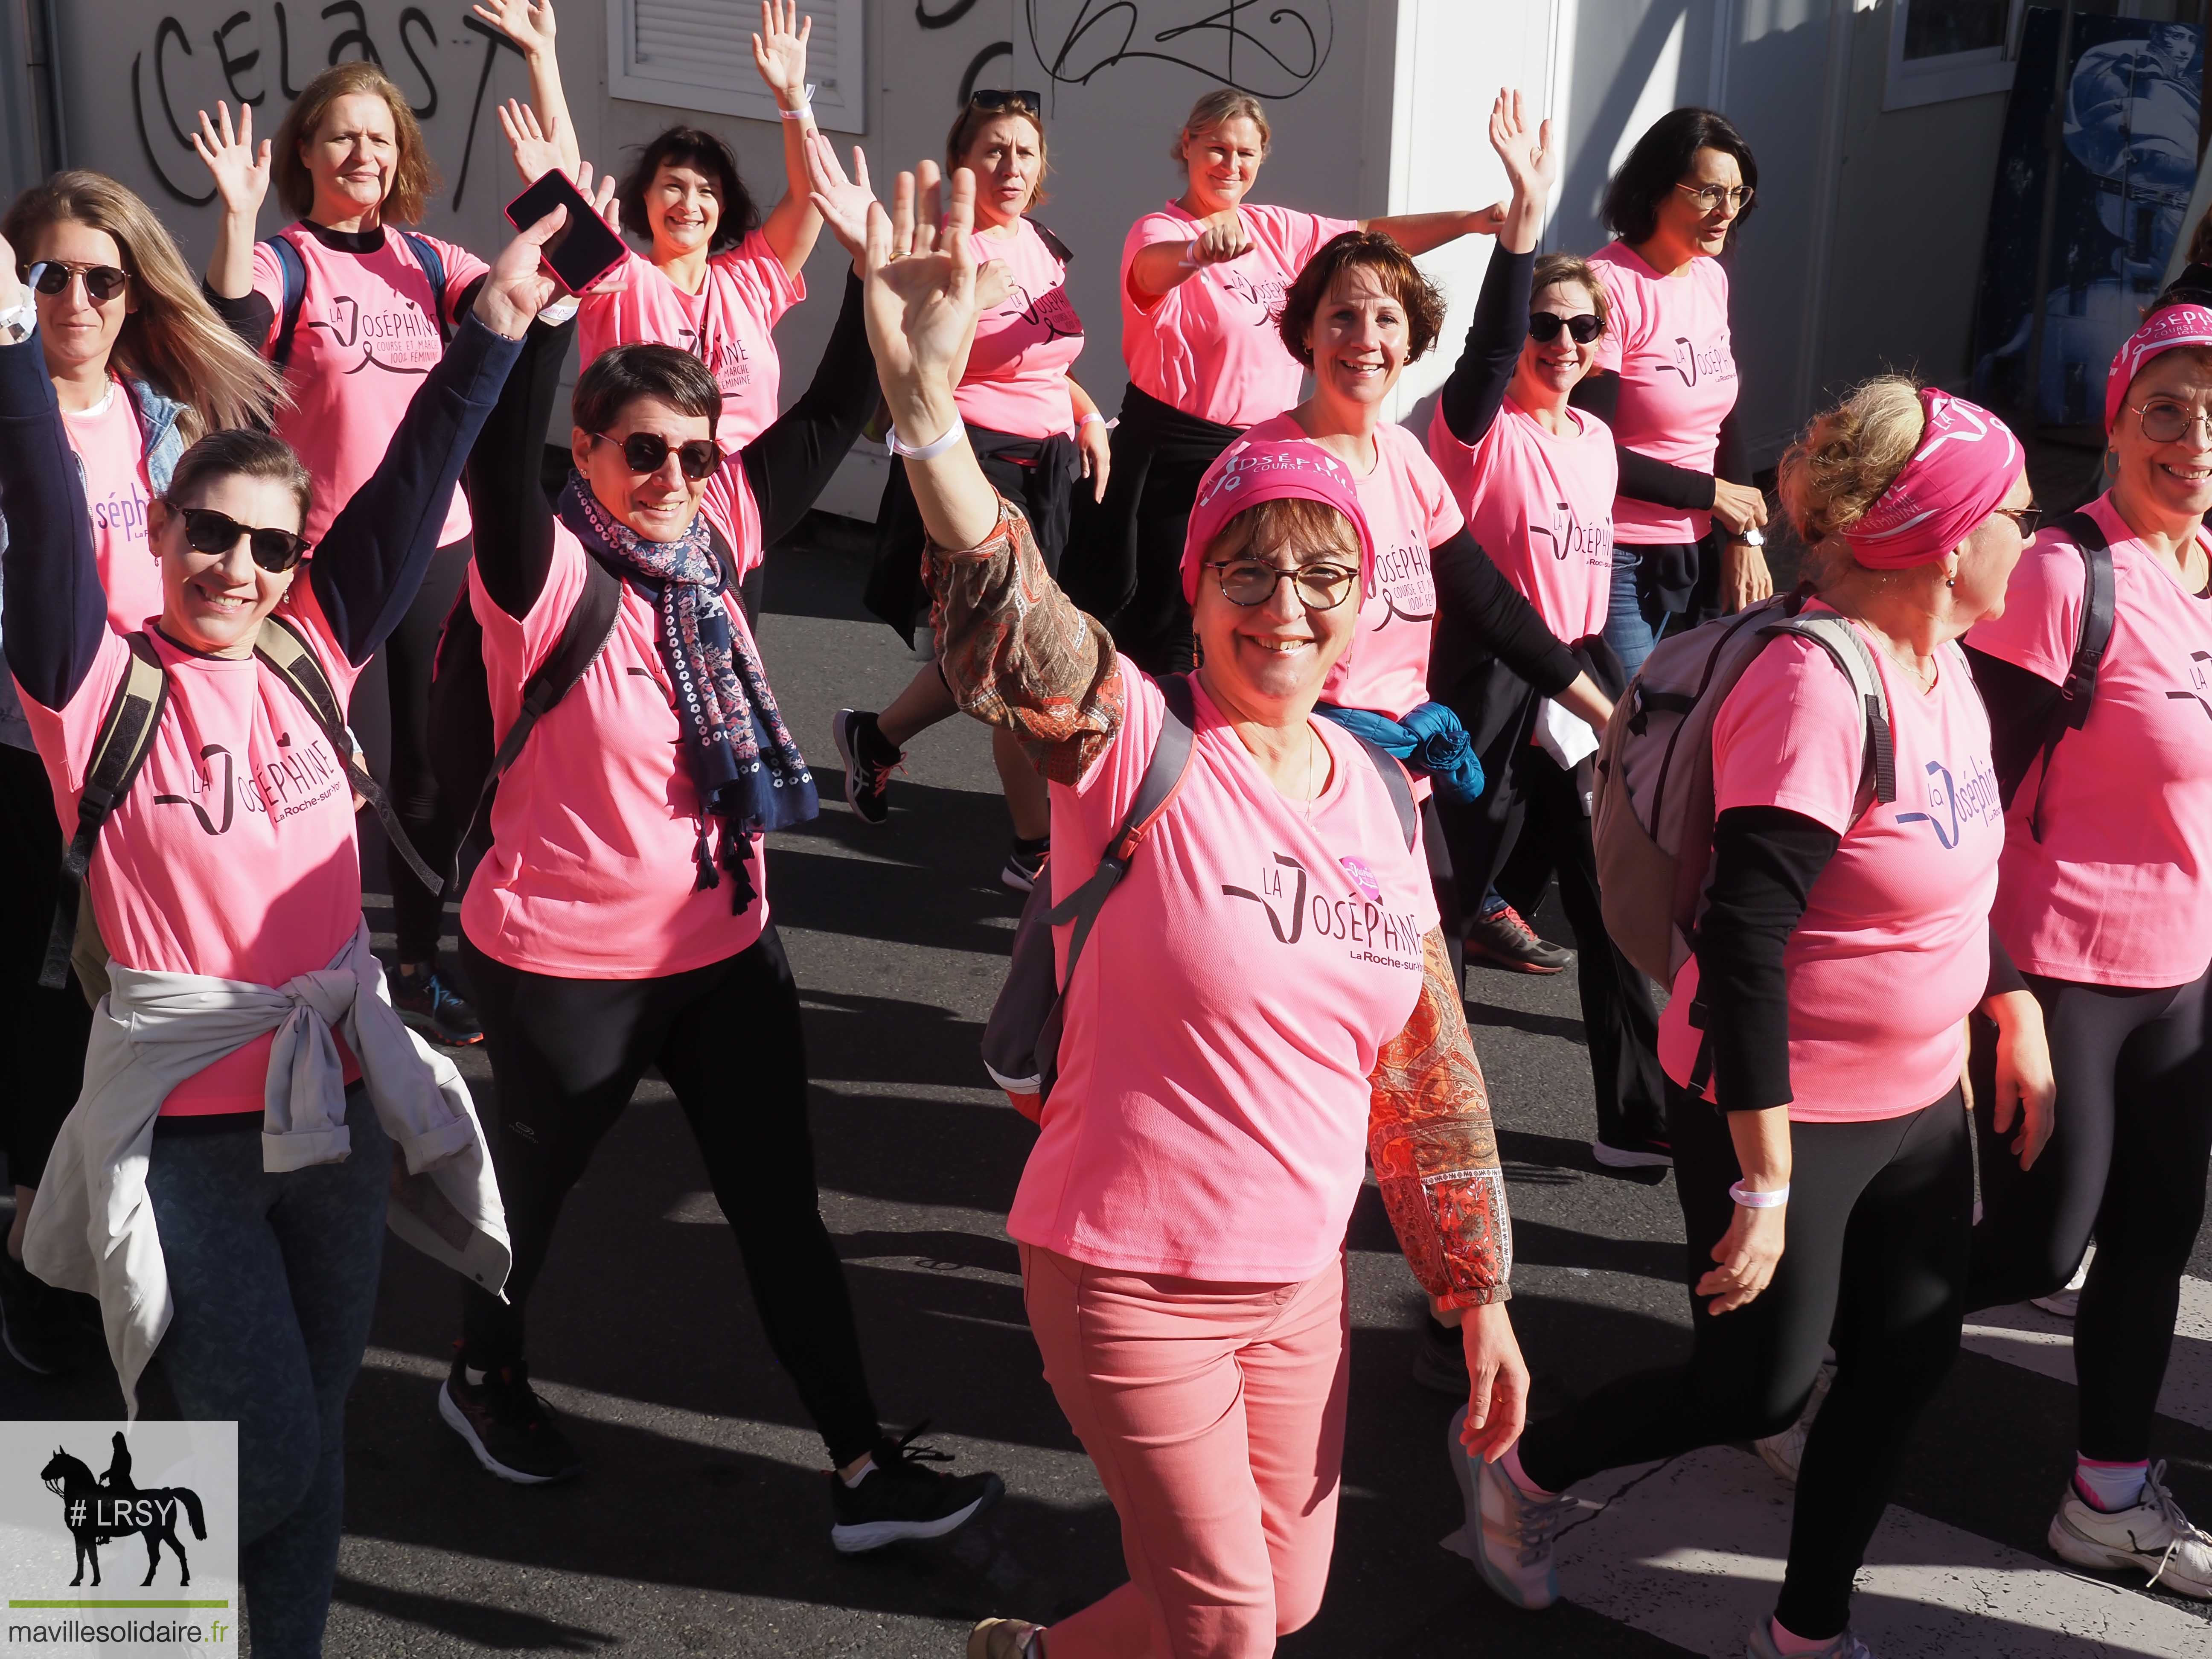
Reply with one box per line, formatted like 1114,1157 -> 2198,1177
25,260 -> 128,304
169,504 -> 313,573
590,431 -> 725,481
1528,312 -> 1603,345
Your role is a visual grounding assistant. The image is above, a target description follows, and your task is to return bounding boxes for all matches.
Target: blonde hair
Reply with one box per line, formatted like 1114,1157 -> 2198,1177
273,62 -> 438,224
1778,375 -> 1927,547
4,171 -> 282,439
946,96 -> 1049,212
1532,252 -> 1609,332
1174,90 -> 1271,169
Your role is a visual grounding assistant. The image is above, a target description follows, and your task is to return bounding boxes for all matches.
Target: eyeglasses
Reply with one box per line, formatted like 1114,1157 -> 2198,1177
1674,182 -> 1754,214
590,431 -> 725,481
1528,312 -> 1603,344
969,89 -> 1043,114
1992,505 -> 2045,541
1205,559 -> 1358,609
24,260 -> 128,303
2128,399 -> 2212,445
169,504 -> 312,572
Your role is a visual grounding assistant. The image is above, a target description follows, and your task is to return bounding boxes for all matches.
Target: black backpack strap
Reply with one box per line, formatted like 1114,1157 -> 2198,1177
254,614 -> 442,895
265,232 -> 308,372
1043,671 -> 1199,986
398,230 -> 454,347
2055,509 -> 2113,732
1344,733 -> 1419,850
455,557 -> 626,875
41,635 -> 168,990
1027,218 -> 1074,265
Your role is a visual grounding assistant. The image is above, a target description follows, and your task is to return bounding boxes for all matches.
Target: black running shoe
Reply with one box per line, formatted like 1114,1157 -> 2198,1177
1465,903 -> 1575,974
829,1423 -> 1004,1553
438,1352 -> 583,1484
392,968 -> 484,1047
0,1249 -> 83,1376
1001,841 -> 1048,894
832,708 -> 901,827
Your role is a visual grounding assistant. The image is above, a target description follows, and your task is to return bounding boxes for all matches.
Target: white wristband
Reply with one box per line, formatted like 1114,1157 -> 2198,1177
887,413 -> 966,461
1078,411 -> 1104,430
778,87 -> 817,121
1729,1180 -> 1790,1209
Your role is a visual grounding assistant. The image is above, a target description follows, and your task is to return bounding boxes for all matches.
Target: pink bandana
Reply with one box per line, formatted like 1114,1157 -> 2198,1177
1839,388 -> 2022,570
1181,436 -> 1376,604
2106,304 -> 2212,433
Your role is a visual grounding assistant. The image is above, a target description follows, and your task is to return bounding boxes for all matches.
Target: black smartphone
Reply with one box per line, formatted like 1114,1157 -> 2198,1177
504,169 -> 626,294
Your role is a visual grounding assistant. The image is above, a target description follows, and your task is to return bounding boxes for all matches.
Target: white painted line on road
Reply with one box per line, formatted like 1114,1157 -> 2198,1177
1963,1274 -> 2212,1433
1501,1446 -> 2210,1658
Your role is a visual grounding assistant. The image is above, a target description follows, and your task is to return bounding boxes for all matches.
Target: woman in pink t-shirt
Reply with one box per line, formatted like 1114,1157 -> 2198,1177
1959,305 -> 2212,1592
0,170 -> 280,1375
854,163 -> 1522,1659
1473,380 -> 2055,1659
838,90 -> 1114,894
1571,107 -> 1773,679
193,64 -> 495,1045
1088,87 -> 1511,676
1422,95 -> 1666,1176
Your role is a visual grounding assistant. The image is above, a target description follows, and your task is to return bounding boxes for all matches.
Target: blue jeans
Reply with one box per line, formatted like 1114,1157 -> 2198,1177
146,1088 -> 390,1659
1601,547 -> 1672,681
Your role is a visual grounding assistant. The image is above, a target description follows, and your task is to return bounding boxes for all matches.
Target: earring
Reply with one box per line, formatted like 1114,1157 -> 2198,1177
1946,576 -> 1956,588
2102,447 -> 2119,484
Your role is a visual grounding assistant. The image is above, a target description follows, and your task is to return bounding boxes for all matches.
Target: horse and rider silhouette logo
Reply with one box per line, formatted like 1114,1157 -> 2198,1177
37,1432 -> 207,1587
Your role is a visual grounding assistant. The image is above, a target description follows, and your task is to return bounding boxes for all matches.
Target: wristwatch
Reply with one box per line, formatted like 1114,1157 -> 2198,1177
1731,526 -> 1765,547
0,297 -> 34,346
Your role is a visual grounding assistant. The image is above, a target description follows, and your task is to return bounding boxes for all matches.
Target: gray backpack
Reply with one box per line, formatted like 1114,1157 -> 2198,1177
1590,591 -> 1897,986
983,673 -> 1416,1108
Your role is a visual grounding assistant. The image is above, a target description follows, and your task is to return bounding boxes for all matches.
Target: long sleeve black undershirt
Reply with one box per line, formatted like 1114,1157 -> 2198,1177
1438,242 -> 1534,448
1432,527 -> 1580,697
473,267 -> 873,622
1570,371 -> 1749,513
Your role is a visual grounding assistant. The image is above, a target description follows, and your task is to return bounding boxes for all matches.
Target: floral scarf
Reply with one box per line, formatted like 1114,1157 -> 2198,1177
559,474 -> 818,908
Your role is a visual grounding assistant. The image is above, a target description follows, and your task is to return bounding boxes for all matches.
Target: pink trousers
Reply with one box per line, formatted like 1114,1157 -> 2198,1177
1019,1244 -> 1350,1659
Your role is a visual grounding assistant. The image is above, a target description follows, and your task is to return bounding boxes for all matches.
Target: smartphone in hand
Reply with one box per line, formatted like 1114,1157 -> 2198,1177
505,169 -> 626,294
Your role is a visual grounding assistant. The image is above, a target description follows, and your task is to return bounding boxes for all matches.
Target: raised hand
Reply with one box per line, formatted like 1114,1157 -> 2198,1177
753,0 -> 812,108
802,131 -> 874,262
862,162 -> 981,425
471,0 -> 557,58
1488,87 -> 1557,201
190,102 -> 271,218
0,225 -> 23,312
498,99 -> 569,186
474,163 -> 620,335
1189,212 -> 1251,268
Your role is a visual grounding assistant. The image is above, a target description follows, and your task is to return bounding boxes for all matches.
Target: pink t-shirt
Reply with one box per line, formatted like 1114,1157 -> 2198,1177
1121,202 -> 1359,429
1587,242 -> 1738,545
958,218 -> 1083,439
62,380 -> 162,635
461,524 -> 769,978
1009,670 -> 1437,1282
1966,495 -> 2212,987
1426,397 -> 1615,644
1656,617 -> 2002,1121
251,225 -> 491,549
577,233 -> 803,576
20,588 -> 367,1114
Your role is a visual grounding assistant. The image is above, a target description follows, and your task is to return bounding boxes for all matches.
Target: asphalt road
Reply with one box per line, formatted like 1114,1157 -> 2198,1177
5,521 -> 2209,1658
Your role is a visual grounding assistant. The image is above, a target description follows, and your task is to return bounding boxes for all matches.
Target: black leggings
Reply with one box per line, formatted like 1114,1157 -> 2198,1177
457,925 -> 883,1467
1967,967 -> 2212,1462
1517,1080 -> 1972,1639
352,533 -> 472,966
0,742 -> 90,1190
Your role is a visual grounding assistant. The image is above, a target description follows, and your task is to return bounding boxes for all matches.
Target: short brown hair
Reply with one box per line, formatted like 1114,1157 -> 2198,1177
1207,495 -> 1362,567
166,428 -> 314,533
1531,252 -> 1609,332
273,63 -> 438,224
1174,90 -> 1270,169
573,342 -> 722,437
1277,231 -> 1446,368
947,96 -> 1049,212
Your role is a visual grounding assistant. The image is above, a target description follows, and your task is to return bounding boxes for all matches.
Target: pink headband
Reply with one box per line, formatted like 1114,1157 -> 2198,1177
1181,437 -> 1376,604
2106,304 -> 2212,433
1839,388 -> 2022,570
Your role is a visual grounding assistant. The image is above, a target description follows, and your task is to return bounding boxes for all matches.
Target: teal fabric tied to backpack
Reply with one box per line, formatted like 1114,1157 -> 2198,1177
1315,700 -> 1484,803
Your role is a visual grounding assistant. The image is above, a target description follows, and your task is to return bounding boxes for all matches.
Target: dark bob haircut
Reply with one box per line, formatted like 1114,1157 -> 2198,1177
1602,106 -> 1759,249
1276,231 -> 1447,368
573,342 -> 722,437
166,428 -> 314,533
617,126 -> 762,252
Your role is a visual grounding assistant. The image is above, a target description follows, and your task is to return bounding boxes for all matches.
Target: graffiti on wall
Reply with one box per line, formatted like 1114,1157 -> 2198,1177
1025,0 -> 1334,98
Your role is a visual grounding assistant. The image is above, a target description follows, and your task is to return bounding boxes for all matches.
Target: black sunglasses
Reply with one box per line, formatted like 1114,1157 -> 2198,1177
25,260 -> 128,303
1993,505 -> 2045,541
169,504 -> 312,572
969,88 -> 1044,114
591,431 -> 725,481
1528,312 -> 1603,344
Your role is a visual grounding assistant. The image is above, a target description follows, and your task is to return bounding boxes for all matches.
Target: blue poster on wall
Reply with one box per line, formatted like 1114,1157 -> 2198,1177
1972,12 -> 2202,427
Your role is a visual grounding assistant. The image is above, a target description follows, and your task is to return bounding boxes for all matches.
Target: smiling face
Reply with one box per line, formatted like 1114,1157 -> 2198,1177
1192,503 -> 1362,719
153,474 -> 305,658
960,114 -> 1043,230
2112,347 -> 2212,525
1514,278 -> 1603,407
26,219 -> 133,385
572,395 -> 714,541
644,161 -> 722,261
302,91 -> 400,224
1302,262 -> 1408,415
1180,116 -> 1268,215
1649,145 -> 1745,264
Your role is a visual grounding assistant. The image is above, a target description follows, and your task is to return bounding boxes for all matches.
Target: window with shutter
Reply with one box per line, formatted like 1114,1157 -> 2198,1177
608,0 -> 866,134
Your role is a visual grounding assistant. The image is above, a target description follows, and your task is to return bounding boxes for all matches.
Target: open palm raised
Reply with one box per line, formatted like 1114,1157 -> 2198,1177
861,163 -> 983,410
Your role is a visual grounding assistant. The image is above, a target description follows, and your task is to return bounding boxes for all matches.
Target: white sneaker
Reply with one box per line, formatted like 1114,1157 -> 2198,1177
1451,1410 -> 1581,1611
1745,1622 -> 1875,1658
2048,1462 -> 2212,1597
1755,1359 -> 1836,1487
2031,1246 -> 2094,1318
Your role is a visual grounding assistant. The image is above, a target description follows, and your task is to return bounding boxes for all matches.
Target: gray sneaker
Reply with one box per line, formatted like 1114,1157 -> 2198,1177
1745,1622 -> 1874,1658
1451,1410 -> 1580,1610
